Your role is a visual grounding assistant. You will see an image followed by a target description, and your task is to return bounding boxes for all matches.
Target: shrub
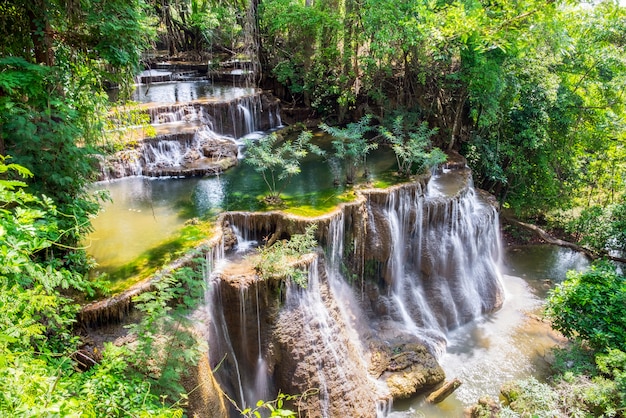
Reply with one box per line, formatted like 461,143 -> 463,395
545,262 -> 626,353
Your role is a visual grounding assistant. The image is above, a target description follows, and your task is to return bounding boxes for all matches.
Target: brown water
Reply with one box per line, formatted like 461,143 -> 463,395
389,245 -> 589,417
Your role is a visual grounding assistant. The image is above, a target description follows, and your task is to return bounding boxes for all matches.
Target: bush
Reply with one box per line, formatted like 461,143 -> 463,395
545,262 -> 626,353
500,377 -> 561,417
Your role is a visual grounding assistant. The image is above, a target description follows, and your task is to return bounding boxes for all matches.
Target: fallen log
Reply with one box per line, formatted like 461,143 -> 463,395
503,216 -> 626,264
426,378 -> 462,404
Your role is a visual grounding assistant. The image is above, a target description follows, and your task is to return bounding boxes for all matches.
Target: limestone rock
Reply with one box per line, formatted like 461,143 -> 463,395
370,341 -> 445,400
465,396 -> 501,418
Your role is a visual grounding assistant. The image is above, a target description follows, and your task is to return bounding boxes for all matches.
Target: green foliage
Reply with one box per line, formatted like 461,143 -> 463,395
126,262 -> 207,399
252,224 -> 318,288
0,57 -> 101,269
319,115 -> 378,184
542,345 -> 626,417
0,159 -> 185,416
104,103 -> 156,153
0,158 -> 96,351
379,115 -> 446,176
241,392 -> 299,418
500,377 -> 561,418
545,262 -> 626,353
597,349 -> 626,405
257,0 -> 626,217
565,195 -> 626,254
245,131 -> 324,203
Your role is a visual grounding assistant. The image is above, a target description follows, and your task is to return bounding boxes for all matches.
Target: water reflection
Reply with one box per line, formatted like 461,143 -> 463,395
88,177 -> 202,270
133,81 -> 256,104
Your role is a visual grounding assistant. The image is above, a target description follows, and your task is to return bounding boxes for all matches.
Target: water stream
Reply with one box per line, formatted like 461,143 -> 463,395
389,245 -> 590,417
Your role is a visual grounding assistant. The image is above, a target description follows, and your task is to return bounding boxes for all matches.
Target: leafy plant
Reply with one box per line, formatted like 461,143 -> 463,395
566,195 -> 626,254
379,115 -> 446,176
545,262 -> 626,353
252,224 -> 318,288
245,131 -> 324,204
241,392 -> 299,418
500,377 -> 561,417
319,115 -> 378,184
126,261 -> 207,400
0,158 -> 184,416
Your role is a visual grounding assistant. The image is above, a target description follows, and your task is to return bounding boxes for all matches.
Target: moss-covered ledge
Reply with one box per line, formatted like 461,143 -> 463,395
79,172 -> 433,328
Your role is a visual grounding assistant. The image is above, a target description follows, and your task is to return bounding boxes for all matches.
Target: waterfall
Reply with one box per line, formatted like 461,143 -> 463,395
237,103 -> 255,137
142,140 -> 187,168
276,257 -> 381,417
103,84 -> 282,179
378,170 -> 504,357
194,167 -> 503,416
146,92 -> 279,139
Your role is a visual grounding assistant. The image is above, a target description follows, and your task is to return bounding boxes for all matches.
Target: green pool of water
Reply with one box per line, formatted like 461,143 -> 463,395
87,134 -> 400,288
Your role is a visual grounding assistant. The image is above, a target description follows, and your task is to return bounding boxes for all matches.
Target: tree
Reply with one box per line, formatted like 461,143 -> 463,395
0,0 -> 153,264
319,115 -> 378,184
379,115 -> 446,177
244,130 -> 324,204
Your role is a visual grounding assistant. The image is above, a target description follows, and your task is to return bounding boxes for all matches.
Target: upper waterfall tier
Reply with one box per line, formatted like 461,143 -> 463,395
132,81 -> 255,104
134,86 -> 281,138
101,86 -> 282,179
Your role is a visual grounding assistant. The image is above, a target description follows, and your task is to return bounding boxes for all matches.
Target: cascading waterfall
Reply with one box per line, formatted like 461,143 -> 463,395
146,93 -> 276,139
142,139 -> 187,168
101,84 -> 282,179
237,103 -> 255,138
194,167 -> 503,417
377,170 -> 504,357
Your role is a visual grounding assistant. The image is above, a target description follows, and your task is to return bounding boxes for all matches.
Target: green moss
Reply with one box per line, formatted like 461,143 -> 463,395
282,189 -> 356,217
98,219 -> 214,294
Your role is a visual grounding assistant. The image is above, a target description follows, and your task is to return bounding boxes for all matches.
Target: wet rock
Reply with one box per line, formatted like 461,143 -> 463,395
199,137 -> 238,159
380,343 -> 445,400
465,396 -> 501,418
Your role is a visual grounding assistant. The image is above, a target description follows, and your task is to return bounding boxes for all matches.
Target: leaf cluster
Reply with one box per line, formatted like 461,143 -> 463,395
0,159 -> 185,416
241,392 -> 299,418
379,115 -> 446,176
545,262 -> 626,353
252,224 -> 318,288
245,131 -> 324,202
319,115 -> 378,184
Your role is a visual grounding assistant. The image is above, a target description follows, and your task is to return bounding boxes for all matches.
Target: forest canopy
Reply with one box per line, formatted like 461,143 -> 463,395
0,0 -> 625,416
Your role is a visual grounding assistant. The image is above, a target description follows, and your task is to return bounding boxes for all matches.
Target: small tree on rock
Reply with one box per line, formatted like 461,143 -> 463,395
245,130 -> 323,205
379,116 -> 447,177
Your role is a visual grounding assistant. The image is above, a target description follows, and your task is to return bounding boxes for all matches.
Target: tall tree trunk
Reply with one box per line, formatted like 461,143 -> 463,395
243,0 -> 262,85
27,0 -> 54,66
448,88 -> 468,151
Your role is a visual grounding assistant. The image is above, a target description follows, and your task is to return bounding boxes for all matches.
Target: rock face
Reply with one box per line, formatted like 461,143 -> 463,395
370,341 -> 445,399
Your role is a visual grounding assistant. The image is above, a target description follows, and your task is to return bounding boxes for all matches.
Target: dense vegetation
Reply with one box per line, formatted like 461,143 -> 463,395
477,263 -> 626,417
1,0 -> 625,416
